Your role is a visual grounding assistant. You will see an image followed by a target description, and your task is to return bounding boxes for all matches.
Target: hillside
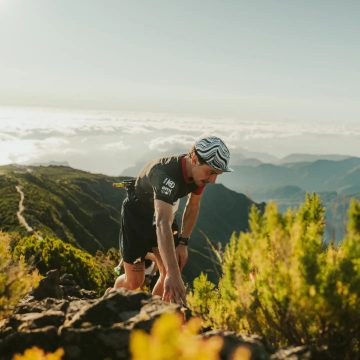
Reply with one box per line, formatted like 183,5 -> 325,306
0,165 -> 127,253
279,153 -> 352,164
219,157 -> 360,242
220,157 -> 360,194
0,164 -> 263,283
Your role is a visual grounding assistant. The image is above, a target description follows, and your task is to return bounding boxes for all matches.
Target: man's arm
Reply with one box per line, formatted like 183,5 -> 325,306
180,192 -> 202,238
174,192 -> 202,271
154,199 -> 186,304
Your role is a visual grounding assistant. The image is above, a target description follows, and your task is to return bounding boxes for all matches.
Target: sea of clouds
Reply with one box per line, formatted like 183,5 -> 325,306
1,106 -> 359,176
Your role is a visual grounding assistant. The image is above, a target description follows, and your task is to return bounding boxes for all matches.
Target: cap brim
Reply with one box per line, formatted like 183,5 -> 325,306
211,166 -> 233,172
223,167 -> 233,172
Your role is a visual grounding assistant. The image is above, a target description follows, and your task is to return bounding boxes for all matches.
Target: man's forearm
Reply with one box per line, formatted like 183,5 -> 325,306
181,203 -> 200,238
156,223 -> 181,277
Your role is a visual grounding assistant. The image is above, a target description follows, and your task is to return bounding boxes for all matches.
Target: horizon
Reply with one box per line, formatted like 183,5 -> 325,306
1,105 -> 360,176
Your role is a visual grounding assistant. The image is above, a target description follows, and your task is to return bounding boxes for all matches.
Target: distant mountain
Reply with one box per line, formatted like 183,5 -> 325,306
29,160 -> 71,167
279,153 -> 353,164
253,185 -> 305,201
0,164 -> 263,283
218,157 -> 360,243
250,186 -> 353,242
220,157 -> 360,194
236,158 -> 263,166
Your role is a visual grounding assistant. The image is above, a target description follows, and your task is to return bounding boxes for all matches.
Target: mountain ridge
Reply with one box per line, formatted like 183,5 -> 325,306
0,164 -> 263,283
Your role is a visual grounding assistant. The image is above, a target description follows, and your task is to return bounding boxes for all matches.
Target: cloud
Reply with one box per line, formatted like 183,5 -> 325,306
122,126 -> 152,135
1,139 -> 38,164
1,106 -> 359,174
148,134 -> 196,152
0,132 -> 16,141
35,137 -> 68,150
2,106 -> 360,138
0,136 -> 82,165
102,141 -> 129,151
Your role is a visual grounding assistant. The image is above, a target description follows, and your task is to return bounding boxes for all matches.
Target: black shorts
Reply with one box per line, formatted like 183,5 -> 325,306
119,196 -> 179,264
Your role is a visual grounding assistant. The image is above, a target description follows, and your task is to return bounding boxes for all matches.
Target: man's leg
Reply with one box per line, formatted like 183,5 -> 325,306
151,247 -> 167,297
113,261 -> 145,290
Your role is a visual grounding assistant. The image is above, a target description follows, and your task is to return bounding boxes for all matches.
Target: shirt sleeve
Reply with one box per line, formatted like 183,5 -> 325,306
149,168 -> 179,204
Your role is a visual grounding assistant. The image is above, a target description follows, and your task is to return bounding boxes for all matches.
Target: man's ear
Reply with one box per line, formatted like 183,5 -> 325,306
191,152 -> 198,165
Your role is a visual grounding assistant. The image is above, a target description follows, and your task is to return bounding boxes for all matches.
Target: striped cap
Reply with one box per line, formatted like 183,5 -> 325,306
195,136 -> 233,172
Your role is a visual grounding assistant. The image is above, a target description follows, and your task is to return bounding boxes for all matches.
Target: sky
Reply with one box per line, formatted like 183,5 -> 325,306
0,0 -> 359,174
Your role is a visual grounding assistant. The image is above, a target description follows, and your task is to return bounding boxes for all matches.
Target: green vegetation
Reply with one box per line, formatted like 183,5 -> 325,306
13,235 -> 116,293
188,195 -> 360,358
0,164 -> 127,253
0,175 -> 22,233
0,232 -> 41,320
130,313 -> 224,360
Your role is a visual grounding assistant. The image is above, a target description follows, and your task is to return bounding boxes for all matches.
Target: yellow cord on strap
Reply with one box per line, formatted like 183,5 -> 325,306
112,182 -> 127,188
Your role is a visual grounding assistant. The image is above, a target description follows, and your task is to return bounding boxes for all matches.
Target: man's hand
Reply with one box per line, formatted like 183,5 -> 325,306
175,244 -> 188,271
162,273 -> 187,305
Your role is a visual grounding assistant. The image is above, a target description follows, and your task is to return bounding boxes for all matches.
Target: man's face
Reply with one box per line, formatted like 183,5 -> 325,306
192,161 -> 223,187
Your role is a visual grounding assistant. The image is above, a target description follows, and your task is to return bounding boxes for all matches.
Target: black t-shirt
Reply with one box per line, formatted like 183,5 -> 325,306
134,155 -> 204,206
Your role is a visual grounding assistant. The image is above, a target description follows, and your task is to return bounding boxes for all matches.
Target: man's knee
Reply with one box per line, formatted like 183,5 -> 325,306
127,275 -> 144,290
123,261 -> 145,289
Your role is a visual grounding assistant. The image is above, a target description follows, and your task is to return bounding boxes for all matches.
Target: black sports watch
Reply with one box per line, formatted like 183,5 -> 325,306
178,236 -> 189,246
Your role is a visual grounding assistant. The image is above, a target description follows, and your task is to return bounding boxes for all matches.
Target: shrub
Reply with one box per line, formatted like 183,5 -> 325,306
188,194 -> 360,358
130,313 -> 223,360
0,232 -> 40,320
13,347 -> 64,360
13,235 -> 114,293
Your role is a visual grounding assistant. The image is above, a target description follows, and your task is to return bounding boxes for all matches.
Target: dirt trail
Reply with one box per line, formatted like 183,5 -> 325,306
16,185 -> 34,232
16,185 -> 43,239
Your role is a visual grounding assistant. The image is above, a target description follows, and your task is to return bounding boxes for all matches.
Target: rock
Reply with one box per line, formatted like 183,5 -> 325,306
203,330 -> 270,360
0,270 -> 324,360
65,299 -> 98,322
129,297 -> 181,332
60,274 -> 77,286
62,289 -> 151,329
15,298 -> 69,314
31,269 -> 63,300
15,310 -> 65,331
270,346 -> 313,360
61,284 -> 82,298
60,326 -> 130,359
0,326 -> 59,360
79,289 -> 97,299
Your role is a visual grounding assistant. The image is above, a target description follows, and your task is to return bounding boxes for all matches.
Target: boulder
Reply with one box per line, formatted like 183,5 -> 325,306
62,289 -> 151,329
270,345 -> 312,360
31,269 -> 63,300
0,270 -> 326,360
203,330 -> 270,360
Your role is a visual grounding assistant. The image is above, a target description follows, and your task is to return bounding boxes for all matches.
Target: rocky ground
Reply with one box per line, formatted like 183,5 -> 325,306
0,270 -> 322,360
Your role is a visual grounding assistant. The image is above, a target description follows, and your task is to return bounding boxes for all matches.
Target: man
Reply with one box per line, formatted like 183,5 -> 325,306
111,136 -> 232,304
